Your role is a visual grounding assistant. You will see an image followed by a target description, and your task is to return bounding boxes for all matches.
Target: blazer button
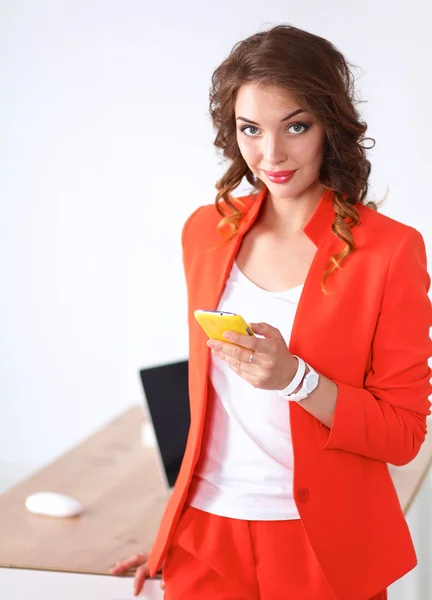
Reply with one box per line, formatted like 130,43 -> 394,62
297,488 -> 310,503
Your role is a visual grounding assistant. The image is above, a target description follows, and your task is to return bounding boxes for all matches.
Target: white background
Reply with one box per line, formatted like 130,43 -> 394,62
1,1 -> 431,598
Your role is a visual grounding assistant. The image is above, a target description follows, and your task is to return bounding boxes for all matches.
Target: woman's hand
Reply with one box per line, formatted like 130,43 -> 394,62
207,322 -> 298,391
109,552 -> 165,596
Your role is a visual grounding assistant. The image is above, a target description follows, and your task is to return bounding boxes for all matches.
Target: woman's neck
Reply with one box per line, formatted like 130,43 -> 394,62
259,180 -> 325,236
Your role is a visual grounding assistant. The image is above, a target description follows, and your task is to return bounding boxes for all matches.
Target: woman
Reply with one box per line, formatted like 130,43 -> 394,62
110,24 -> 431,599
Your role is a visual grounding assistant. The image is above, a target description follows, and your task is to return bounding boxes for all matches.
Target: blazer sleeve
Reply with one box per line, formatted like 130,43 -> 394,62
322,227 -> 432,466
181,206 -> 205,251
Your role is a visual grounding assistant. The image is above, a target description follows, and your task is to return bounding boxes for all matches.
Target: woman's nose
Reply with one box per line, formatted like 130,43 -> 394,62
264,139 -> 288,165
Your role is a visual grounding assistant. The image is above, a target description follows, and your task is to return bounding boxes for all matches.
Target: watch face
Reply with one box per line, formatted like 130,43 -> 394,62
305,373 -> 319,392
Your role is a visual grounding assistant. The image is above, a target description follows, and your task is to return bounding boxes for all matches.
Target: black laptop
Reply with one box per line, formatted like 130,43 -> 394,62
139,360 -> 190,489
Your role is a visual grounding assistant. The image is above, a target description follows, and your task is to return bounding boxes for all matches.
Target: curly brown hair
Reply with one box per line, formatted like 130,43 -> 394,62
208,24 -> 382,294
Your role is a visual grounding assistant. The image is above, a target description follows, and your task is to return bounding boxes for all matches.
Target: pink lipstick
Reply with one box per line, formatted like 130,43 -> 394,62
263,170 -> 296,184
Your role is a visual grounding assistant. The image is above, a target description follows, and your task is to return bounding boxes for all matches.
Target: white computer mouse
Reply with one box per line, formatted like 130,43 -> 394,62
25,491 -> 83,518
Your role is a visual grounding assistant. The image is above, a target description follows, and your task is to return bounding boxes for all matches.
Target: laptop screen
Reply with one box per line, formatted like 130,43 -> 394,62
139,360 -> 190,488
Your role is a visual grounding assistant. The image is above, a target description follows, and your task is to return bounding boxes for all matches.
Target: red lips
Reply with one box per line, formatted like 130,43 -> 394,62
263,170 -> 296,176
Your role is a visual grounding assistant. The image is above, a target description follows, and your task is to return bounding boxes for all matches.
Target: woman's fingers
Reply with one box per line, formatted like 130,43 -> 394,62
109,552 -> 156,596
109,552 -> 160,596
109,552 -> 149,574
133,563 -> 150,596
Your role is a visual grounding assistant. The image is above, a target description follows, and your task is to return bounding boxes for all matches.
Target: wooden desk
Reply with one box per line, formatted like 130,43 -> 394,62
0,406 -> 430,577
0,406 -> 170,575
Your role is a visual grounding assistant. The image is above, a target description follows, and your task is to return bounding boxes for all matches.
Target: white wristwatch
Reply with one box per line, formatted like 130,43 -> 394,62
278,356 -> 320,401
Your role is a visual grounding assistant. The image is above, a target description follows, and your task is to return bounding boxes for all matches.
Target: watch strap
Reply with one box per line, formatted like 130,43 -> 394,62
277,355 -> 306,397
284,364 -> 319,401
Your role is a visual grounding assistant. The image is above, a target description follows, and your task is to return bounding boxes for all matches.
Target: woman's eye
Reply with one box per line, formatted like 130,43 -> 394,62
240,125 -> 259,136
288,122 -> 309,134
240,122 -> 309,137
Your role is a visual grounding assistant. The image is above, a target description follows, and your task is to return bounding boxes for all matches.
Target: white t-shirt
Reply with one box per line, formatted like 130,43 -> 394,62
186,260 -> 303,520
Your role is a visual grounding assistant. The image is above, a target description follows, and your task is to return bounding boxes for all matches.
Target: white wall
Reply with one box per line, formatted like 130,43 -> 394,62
1,1 -> 431,598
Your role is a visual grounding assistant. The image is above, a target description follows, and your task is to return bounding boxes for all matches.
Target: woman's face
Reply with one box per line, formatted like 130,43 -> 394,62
234,82 -> 326,200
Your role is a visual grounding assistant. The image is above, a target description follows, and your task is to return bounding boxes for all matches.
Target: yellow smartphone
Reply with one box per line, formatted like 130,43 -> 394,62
194,310 -> 256,342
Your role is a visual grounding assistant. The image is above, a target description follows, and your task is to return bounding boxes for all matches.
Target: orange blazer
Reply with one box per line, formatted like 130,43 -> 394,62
148,186 -> 432,599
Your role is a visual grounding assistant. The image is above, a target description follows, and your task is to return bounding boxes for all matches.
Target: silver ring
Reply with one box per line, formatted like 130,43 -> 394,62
248,352 -> 254,363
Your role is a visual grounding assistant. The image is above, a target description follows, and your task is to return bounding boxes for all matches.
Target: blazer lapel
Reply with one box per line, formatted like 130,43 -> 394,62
190,185 -> 340,426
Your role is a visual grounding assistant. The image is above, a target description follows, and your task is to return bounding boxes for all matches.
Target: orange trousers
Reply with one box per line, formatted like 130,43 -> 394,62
162,505 -> 387,600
